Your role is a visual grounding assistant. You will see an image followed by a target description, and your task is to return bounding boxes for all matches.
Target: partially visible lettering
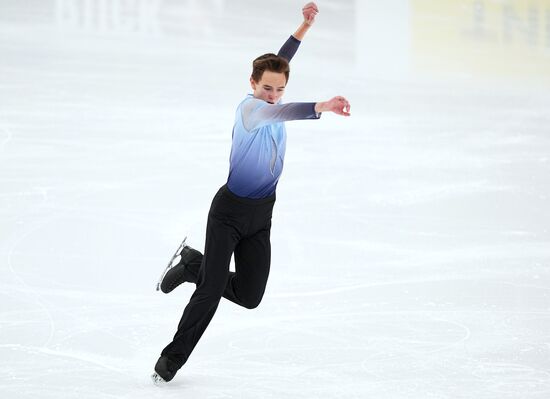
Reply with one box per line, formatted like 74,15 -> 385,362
464,0 -> 549,48
502,3 -> 537,45
55,0 -> 161,35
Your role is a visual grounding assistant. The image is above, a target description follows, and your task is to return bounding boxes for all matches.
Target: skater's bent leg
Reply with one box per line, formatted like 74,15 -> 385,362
184,254 -> 202,283
223,226 -> 271,309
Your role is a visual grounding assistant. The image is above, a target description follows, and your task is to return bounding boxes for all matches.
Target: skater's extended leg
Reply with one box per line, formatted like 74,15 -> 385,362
157,213 -> 239,377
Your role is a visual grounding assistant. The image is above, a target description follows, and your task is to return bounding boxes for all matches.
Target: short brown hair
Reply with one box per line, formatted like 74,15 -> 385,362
251,53 -> 290,83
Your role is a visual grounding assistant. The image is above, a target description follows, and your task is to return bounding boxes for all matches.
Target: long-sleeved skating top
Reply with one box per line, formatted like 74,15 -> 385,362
226,36 -> 321,199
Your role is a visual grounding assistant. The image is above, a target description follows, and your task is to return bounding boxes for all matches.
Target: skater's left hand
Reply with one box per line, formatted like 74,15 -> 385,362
302,2 -> 319,25
315,96 -> 352,117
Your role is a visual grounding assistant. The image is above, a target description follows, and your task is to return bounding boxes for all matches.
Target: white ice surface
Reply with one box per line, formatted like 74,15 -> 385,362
1,1 -> 550,398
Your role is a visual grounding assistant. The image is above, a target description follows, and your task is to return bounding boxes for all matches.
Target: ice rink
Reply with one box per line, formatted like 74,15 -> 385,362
1,0 -> 550,398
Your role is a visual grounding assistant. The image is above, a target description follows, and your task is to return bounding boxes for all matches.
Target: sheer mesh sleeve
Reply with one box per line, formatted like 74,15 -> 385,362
241,98 -> 320,132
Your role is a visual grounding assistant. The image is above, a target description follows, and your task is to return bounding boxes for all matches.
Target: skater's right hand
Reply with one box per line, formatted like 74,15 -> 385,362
315,96 -> 351,117
302,2 -> 319,25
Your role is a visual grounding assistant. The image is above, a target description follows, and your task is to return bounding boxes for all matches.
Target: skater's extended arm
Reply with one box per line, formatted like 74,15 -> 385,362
277,2 -> 319,62
242,94 -> 351,131
242,99 -> 320,131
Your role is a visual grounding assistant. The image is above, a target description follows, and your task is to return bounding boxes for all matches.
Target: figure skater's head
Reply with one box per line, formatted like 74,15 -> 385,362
250,53 -> 289,104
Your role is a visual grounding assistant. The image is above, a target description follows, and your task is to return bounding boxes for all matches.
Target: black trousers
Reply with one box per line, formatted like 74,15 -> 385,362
161,184 -> 276,368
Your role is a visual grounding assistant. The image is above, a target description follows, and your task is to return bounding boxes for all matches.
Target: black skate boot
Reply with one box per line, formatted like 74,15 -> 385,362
151,356 -> 180,385
156,237 -> 201,293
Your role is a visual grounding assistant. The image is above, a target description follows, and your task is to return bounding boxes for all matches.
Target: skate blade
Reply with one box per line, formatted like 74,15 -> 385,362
156,237 -> 187,291
151,372 -> 168,386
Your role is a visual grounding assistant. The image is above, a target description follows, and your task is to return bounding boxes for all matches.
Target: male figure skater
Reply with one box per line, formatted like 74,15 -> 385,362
152,2 -> 351,384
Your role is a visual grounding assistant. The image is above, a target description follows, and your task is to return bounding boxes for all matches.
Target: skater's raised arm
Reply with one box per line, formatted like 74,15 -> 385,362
277,2 -> 319,62
294,2 -> 318,40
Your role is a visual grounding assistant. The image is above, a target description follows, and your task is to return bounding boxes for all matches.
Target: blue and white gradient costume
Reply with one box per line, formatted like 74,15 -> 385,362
227,36 -> 321,198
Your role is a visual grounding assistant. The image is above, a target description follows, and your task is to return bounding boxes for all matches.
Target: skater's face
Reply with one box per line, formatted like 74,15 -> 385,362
250,70 -> 286,104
